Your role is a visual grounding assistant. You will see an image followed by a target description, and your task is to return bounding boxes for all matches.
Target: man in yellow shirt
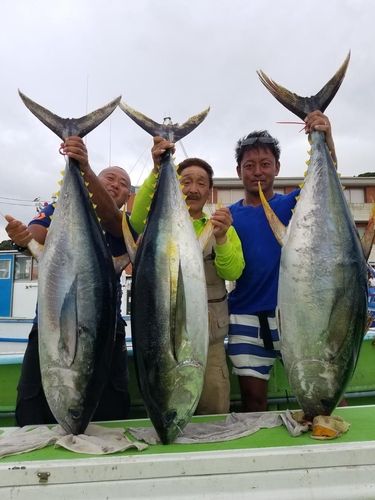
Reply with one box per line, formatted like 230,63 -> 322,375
130,137 -> 244,414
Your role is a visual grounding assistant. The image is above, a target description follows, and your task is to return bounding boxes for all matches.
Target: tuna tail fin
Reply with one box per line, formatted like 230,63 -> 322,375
256,52 -> 350,120
18,91 -> 121,140
118,101 -> 210,142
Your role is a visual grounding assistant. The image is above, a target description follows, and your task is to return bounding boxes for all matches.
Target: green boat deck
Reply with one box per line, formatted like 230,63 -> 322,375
0,405 -> 375,464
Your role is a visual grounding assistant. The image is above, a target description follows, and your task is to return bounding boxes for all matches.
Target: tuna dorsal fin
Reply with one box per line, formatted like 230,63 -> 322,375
59,276 -> 79,367
198,220 -> 215,252
256,52 -> 350,120
360,203 -> 375,262
27,238 -> 44,262
121,209 -> 138,264
18,91 -> 121,140
113,253 -> 131,274
258,183 -> 287,246
198,201 -> 223,251
119,101 -> 210,142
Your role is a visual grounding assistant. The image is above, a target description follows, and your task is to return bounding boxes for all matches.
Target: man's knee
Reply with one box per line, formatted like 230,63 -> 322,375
238,375 -> 268,412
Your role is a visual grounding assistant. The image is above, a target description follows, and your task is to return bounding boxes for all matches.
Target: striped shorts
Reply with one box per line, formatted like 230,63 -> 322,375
227,311 -> 281,380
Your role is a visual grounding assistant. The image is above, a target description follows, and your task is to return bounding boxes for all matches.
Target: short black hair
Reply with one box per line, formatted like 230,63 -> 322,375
177,158 -> 214,188
235,130 -> 281,166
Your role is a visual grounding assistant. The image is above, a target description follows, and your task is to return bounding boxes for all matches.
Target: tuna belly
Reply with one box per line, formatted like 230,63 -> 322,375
288,359 -> 346,419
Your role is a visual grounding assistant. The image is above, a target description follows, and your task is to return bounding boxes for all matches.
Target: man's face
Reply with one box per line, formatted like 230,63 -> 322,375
98,167 -> 131,208
236,147 -> 280,198
180,166 -> 211,218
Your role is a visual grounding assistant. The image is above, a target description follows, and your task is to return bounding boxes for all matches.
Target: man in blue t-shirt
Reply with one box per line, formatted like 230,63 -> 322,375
227,111 -> 338,412
5,136 -> 136,426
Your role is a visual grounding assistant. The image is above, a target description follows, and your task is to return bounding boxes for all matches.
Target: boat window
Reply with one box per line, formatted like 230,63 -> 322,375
31,259 -> 38,280
0,260 -> 10,279
14,255 -> 32,281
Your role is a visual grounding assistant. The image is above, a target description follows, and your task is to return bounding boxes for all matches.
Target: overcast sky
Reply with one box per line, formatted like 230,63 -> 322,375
0,0 -> 374,241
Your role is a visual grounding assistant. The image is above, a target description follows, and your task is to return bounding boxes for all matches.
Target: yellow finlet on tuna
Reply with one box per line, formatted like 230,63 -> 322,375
305,160 -> 310,166
58,180 -> 62,186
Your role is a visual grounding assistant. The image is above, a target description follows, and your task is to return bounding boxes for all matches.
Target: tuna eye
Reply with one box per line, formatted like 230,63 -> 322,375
163,410 -> 177,425
320,398 -> 335,412
69,408 -> 82,420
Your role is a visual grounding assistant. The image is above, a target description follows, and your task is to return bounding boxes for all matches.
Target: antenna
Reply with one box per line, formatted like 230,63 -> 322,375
109,115 -> 112,166
179,140 -> 188,159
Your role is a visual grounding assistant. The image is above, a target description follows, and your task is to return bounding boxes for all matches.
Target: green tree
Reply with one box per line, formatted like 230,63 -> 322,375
358,172 -> 375,177
0,240 -> 12,250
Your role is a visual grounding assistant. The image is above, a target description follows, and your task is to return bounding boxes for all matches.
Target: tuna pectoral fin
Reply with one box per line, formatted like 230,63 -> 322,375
258,183 -> 287,246
171,262 -> 188,363
257,52 -> 350,119
168,241 -> 187,362
59,277 -> 79,367
121,210 -> 138,264
18,91 -> 121,140
360,204 -> 375,261
119,101 -> 210,142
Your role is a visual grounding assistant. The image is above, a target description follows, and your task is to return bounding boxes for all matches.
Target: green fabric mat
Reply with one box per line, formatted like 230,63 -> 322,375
1,405 -> 375,463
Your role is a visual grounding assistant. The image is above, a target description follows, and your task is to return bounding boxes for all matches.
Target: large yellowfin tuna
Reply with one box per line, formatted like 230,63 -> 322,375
119,102 -> 210,444
19,92 -> 122,434
257,54 -> 375,419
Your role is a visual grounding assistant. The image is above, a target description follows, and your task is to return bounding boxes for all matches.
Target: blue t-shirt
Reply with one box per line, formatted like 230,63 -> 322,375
30,203 -> 136,323
228,190 -> 299,315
